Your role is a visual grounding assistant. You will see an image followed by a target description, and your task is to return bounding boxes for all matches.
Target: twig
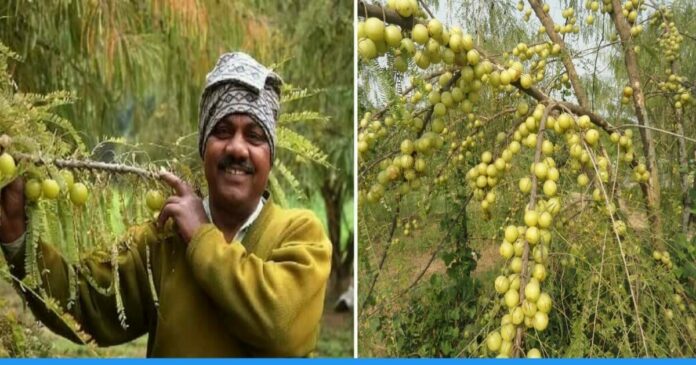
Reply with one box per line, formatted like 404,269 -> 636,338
15,153 -> 161,179
513,101 -> 556,357
615,124 -> 696,144
417,0 -> 434,18
401,194 -> 472,294
360,200 -> 401,311
527,0 -> 590,108
582,136 -> 650,356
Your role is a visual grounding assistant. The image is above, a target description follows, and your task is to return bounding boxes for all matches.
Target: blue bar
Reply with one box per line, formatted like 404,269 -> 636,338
0,360 -> 653,362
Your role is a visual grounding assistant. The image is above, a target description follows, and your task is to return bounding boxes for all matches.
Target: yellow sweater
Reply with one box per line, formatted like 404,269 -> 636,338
6,201 -> 332,357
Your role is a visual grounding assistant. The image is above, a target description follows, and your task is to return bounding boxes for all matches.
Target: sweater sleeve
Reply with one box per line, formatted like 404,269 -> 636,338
3,224 -> 158,346
0,232 -> 26,260
185,211 -> 332,357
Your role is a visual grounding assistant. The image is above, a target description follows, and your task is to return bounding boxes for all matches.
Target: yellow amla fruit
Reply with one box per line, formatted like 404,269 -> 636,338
486,331 -> 502,352
146,190 -> 165,211
358,38 -> 377,60
41,179 -> 60,199
364,18 -> 385,43
0,152 -> 17,177
24,179 -> 42,201
69,182 -> 89,205
527,348 -> 542,358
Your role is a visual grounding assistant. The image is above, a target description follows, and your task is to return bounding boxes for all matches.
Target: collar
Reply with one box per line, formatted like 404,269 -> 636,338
203,196 -> 266,241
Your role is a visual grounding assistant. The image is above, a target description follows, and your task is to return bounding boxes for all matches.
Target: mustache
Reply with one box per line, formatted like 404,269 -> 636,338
217,155 -> 255,173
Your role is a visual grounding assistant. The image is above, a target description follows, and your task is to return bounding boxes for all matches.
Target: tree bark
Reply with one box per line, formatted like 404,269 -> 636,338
357,0 -> 418,29
322,178 -> 350,295
609,0 -> 663,249
663,26 -> 692,236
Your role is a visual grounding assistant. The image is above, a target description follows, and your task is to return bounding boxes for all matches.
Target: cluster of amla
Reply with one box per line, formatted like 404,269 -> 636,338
25,170 -> 90,206
358,1 -> 480,68
362,122 -> 443,203
617,0 -> 647,35
0,153 -> 89,206
652,249 -> 674,270
358,1 -> 562,204
469,105 -> 554,357
358,17 -> 502,202
651,7 -> 692,110
358,14 -> 542,202
478,101 -> 635,357
487,214 -> 555,358
652,7 -> 684,62
1,151 -> 168,214
517,1 -> 582,34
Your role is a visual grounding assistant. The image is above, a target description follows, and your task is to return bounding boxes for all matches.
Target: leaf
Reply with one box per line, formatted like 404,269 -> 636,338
267,174 -> 288,208
278,111 -> 329,125
280,85 -> 324,104
276,127 -> 332,168
273,160 -> 304,200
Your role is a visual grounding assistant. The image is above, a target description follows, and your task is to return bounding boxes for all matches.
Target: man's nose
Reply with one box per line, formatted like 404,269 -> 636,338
224,132 -> 249,160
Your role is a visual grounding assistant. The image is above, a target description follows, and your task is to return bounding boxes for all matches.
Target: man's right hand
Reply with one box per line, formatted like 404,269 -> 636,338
0,178 -> 26,243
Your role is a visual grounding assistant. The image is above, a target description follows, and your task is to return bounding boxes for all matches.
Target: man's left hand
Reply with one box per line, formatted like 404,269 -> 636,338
157,172 -> 209,244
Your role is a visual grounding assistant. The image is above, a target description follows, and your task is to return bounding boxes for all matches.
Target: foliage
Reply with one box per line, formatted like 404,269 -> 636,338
0,299 -> 52,357
389,183 -> 482,357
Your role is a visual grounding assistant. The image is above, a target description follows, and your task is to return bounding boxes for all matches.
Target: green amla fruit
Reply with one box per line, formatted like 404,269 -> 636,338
0,153 -> 17,177
42,179 -> 60,199
146,190 -> 165,211
25,179 -> 42,201
70,183 -> 89,205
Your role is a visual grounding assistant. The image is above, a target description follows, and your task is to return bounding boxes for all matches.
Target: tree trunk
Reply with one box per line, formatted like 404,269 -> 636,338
321,179 -> 349,296
609,0 -> 664,249
667,60 -> 691,236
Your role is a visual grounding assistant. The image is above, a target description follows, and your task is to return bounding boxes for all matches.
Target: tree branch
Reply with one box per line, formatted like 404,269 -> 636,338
15,153 -> 160,179
527,0 -> 590,108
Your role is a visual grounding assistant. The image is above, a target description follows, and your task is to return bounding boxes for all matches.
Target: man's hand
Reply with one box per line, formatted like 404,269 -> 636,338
157,172 -> 209,244
0,178 -> 26,243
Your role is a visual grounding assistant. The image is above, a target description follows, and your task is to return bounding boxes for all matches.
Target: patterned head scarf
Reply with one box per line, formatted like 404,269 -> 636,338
198,52 -> 283,162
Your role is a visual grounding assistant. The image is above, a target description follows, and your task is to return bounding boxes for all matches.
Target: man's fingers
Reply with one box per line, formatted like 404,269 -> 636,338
0,178 -> 26,240
6,177 -> 24,194
159,171 -> 193,196
1,178 -> 24,219
163,196 -> 182,206
157,202 -> 179,229
1,177 -> 23,200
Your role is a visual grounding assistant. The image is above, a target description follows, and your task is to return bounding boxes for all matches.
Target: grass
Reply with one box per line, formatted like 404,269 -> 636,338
316,311 -> 353,358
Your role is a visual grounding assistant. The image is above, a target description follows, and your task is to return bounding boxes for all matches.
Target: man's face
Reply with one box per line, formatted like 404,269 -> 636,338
203,113 -> 271,211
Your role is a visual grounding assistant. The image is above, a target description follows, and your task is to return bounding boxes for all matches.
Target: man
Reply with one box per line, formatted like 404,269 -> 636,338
0,52 -> 332,357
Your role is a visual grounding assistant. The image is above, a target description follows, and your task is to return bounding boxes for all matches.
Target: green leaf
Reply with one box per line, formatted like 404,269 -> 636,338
279,111 -> 329,125
276,127 -> 332,168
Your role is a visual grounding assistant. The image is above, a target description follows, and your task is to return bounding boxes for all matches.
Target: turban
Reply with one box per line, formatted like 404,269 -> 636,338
198,52 -> 282,161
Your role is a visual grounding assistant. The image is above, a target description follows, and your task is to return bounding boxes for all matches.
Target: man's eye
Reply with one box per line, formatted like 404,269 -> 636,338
248,131 -> 266,142
212,128 -> 230,137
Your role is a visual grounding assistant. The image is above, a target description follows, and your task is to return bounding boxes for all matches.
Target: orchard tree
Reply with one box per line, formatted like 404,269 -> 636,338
358,0 -> 695,358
